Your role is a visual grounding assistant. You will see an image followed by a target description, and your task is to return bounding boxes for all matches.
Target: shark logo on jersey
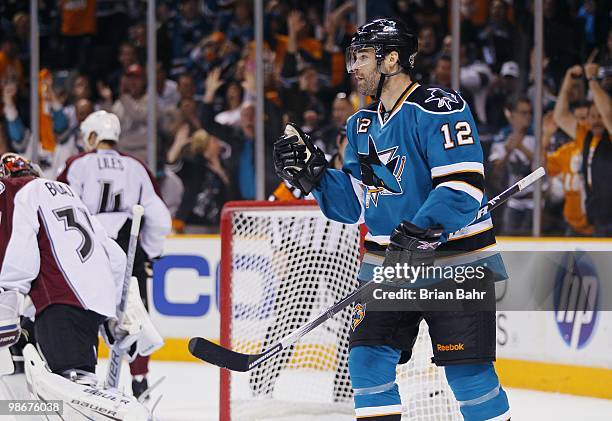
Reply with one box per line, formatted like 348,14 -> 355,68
358,136 -> 405,207
424,88 -> 460,110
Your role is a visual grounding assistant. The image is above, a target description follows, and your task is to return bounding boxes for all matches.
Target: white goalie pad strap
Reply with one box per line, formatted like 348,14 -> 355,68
0,290 -> 25,349
23,344 -> 152,420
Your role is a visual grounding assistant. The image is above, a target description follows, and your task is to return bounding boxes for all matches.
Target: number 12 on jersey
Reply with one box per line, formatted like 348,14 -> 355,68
440,121 -> 474,149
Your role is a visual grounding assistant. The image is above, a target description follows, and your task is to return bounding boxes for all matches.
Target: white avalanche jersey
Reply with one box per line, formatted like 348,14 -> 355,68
58,149 -> 171,259
0,177 -> 126,318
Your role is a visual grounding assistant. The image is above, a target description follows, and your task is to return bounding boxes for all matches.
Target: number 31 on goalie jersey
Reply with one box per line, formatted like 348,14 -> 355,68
53,206 -> 95,262
440,121 -> 474,150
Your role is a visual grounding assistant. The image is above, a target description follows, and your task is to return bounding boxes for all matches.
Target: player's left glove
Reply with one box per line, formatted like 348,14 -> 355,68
382,221 -> 443,284
273,122 -> 328,195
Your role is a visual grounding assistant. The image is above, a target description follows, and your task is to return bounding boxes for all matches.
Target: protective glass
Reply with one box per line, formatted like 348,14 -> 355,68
345,46 -> 376,73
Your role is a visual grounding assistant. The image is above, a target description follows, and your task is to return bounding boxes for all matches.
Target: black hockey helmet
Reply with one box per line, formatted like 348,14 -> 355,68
346,18 -> 418,74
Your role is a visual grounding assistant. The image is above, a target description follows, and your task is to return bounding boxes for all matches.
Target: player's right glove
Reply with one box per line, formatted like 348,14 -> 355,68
273,122 -> 328,195
382,221 -> 443,284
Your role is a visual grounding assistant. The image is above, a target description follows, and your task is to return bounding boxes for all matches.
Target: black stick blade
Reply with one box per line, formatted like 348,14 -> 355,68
188,337 -> 252,372
188,337 -> 283,372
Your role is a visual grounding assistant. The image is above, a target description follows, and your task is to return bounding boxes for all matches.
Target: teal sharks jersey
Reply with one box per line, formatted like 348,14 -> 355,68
313,82 -> 504,274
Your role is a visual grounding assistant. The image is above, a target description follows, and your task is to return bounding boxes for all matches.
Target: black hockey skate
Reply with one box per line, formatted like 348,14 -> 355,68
132,376 -> 149,400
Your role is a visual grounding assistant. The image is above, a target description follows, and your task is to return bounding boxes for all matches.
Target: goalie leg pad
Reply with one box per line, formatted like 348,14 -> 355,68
23,344 -> 152,420
445,363 -> 510,421
349,345 -> 403,419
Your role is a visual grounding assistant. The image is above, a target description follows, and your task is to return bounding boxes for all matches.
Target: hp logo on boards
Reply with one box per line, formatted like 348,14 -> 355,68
553,251 -> 599,350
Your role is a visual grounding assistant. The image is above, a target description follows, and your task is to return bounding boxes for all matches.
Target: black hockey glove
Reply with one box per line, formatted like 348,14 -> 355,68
273,122 -> 328,195
382,221 -> 443,277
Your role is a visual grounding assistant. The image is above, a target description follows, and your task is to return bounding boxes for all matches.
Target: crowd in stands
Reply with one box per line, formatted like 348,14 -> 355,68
0,0 -> 610,235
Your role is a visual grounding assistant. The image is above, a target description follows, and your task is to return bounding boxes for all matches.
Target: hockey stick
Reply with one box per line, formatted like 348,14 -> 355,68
105,204 -> 145,389
189,167 -> 546,371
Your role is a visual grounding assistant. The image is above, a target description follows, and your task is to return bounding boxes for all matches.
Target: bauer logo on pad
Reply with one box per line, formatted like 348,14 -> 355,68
352,303 -> 366,331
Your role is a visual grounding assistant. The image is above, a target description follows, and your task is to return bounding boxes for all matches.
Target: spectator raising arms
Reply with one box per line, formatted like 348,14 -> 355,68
553,64 -> 612,236
542,110 -> 592,236
0,1 -> 609,238
202,67 -> 282,199
167,124 -> 231,233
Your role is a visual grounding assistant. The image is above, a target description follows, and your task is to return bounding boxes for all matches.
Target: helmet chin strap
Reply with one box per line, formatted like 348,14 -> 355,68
374,66 -> 403,100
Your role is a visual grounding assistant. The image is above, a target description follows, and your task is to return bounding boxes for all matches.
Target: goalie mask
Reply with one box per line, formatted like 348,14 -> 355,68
80,110 -> 121,150
0,153 -> 41,178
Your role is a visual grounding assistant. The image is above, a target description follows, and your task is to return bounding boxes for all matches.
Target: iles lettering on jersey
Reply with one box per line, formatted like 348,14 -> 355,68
97,156 -> 125,171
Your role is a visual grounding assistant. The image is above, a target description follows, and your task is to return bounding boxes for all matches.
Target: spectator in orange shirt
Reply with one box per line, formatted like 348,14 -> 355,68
554,64 -> 611,236
59,0 -> 97,76
543,110 -> 593,235
0,37 -> 24,89
275,10 -> 323,74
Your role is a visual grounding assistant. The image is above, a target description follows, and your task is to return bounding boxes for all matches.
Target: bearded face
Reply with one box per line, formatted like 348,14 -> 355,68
349,48 -> 381,96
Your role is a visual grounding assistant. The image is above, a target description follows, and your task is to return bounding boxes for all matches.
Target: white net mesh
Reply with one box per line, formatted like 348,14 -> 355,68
221,203 -> 462,421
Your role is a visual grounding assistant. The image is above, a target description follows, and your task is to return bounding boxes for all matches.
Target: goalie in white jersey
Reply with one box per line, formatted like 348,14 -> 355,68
57,110 -> 172,398
0,154 -> 156,420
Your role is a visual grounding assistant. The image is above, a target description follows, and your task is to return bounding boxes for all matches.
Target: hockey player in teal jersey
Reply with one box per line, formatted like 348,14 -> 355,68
273,18 -> 511,421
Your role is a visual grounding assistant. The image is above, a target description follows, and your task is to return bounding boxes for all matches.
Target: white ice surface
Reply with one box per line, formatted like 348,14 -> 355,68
97,360 -> 612,421
1,359 -> 610,420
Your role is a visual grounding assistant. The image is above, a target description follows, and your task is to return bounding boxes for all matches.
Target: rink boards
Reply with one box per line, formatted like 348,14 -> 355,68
97,235 -> 612,399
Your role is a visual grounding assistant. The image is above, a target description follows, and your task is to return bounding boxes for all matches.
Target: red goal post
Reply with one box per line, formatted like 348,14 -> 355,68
220,200 -> 334,420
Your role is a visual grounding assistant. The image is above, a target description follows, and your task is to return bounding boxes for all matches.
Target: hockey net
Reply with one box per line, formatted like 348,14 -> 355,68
220,201 -> 461,421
